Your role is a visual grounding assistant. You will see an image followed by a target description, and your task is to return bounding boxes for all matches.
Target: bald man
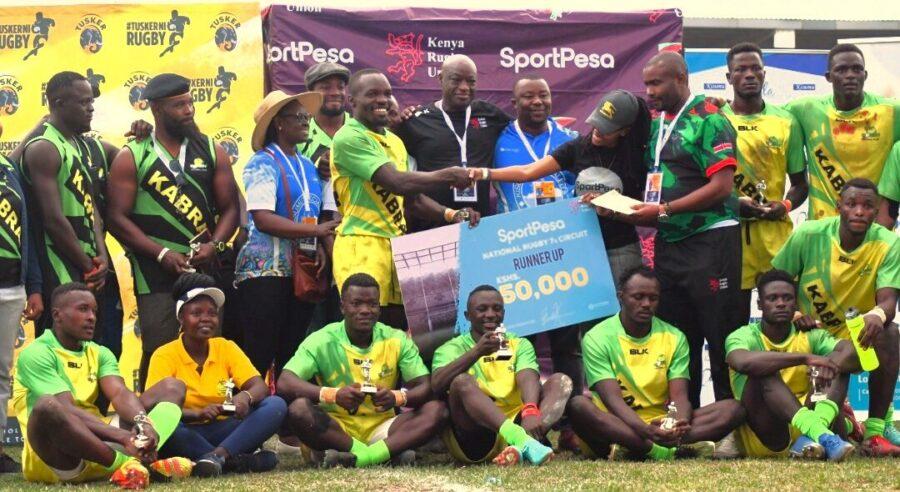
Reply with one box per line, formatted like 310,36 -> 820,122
396,55 -> 511,232
600,52 -> 742,408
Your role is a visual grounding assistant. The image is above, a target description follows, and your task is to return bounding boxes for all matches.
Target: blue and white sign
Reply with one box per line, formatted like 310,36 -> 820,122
456,199 -> 618,336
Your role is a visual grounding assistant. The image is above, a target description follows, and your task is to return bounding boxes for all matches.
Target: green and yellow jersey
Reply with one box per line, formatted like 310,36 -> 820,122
725,322 -> 839,401
432,332 -> 539,419
723,104 -> 805,289
282,321 -> 428,442
13,330 -> 119,428
330,118 -> 408,238
772,216 -> 900,339
300,112 -> 349,165
582,314 -> 689,423
785,93 -> 900,220
878,141 -> 900,209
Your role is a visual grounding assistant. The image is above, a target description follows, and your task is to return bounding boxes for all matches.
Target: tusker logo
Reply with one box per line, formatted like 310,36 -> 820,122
126,9 -> 191,58
214,127 -> 242,165
0,141 -> 21,153
386,33 -> 424,83
191,66 -> 237,113
1,12 -> 55,61
76,14 -> 106,54
0,75 -> 23,116
124,72 -> 151,111
211,12 -> 240,52
499,46 -> 615,74
267,41 -> 354,64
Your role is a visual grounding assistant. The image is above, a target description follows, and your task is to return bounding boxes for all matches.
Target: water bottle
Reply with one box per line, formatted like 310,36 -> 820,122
845,307 -> 879,372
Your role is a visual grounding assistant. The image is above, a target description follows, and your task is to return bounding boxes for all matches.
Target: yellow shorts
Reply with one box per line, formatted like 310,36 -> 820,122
576,398 -> 665,458
735,423 -> 802,458
442,427 -> 507,464
22,440 -> 110,484
299,415 -> 398,464
740,219 -> 793,290
333,234 -> 402,306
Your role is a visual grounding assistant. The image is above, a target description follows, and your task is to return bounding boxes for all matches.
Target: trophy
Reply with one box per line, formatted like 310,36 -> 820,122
132,412 -> 151,449
809,367 -> 827,403
754,180 -> 769,207
360,358 -> 378,395
222,378 -> 236,413
661,401 -> 678,430
494,324 -> 513,361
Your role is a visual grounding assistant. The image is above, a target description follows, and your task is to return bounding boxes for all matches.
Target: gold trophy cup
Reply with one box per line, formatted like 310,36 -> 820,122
494,323 -> 513,361
360,358 -> 378,395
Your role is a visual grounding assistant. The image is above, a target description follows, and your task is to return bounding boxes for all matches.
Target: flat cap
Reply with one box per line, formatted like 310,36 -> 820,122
144,73 -> 191,101
586,90 -> 640,135
304,62 -> 350,89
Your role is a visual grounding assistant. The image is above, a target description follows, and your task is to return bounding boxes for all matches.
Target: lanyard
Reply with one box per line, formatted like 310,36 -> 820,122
435,100 -> 472,167
151,133 -> 187,177
513,119 -> 553,161
652,93 -> 693,172
269,143 -> 311,214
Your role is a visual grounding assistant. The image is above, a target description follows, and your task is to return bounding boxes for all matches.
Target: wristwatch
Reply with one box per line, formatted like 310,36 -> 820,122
657,203 -> 669,221
212,240 -> 227,253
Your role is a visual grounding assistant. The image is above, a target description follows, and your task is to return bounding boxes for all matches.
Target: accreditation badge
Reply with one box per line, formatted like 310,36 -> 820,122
297,216 -> 318,255
535,181 -> 557,206
453,185 -> 478,203
644,172 -> 664,204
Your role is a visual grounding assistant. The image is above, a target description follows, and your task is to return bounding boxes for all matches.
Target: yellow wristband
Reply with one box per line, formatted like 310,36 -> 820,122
391,389 -> 407,407
444,208 -> 458,223
481,168 -> 490,181
866,307 -> 888,324
319,387 -> 338,405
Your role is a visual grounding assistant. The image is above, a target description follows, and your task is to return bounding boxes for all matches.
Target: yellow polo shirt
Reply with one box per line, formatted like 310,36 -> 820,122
146,336 -> 259,420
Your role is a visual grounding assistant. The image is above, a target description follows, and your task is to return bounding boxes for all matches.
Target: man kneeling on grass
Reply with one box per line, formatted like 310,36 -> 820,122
567,266 -> 744,460
13,283 -> 191,489
725,269 -> 857,461
431,285 -> 572,466
277,273 -> 445,467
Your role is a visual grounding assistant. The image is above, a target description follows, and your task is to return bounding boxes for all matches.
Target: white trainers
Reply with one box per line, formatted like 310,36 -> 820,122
712,431 -> 740,459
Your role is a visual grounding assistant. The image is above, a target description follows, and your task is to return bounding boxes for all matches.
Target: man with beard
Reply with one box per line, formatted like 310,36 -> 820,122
106,73 -> 239,389
785,44 -> 900,222
20,72 -> 109,335
773,179 -> 900,456
721,42 -> 808,322
396,55 -> 510,232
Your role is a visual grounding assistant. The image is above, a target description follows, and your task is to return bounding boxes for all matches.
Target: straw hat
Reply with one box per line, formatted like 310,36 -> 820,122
251,90 -> 322,152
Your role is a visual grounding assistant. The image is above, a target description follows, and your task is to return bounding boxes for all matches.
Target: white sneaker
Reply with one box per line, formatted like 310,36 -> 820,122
268,438 -> 302,456
713,431 -> 740,459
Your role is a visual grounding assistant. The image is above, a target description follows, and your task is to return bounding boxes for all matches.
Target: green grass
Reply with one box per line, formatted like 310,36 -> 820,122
0,445 -> 897,491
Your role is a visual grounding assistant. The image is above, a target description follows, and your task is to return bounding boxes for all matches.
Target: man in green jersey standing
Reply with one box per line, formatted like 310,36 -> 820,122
876,140 -> 900,230
772,178 -> 900,456
785,44 -> 900,221
107,73 -> 240,389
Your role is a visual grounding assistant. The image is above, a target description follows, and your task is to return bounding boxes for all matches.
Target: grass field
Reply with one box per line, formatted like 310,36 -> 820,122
0,444 -> 897,491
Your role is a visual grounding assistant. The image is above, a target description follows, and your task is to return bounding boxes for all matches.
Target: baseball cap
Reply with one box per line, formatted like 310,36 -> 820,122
175,286 -> 225,316
586,90 -> 640,135
304,62 -> 350,89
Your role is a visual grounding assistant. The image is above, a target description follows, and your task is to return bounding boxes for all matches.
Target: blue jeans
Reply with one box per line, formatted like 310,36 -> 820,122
160,395 -> 287,460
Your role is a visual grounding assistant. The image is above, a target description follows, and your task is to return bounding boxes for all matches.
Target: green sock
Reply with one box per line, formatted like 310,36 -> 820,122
813,400 -> 839,427
147,402 -> 182,448
844,417 -> 854,435
498,419 -> 529,448
791,407 -> 833,442
864,418 -> 885,439
365,440 -> 391,466
885,405 -> 895,426
647,443 -> 674,461
349,438 -> 370,467
103,450 -> 131,473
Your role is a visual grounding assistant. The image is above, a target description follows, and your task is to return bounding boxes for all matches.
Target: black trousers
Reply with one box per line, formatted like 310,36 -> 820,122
654,226 -> 743,408
237,276 -> 315,380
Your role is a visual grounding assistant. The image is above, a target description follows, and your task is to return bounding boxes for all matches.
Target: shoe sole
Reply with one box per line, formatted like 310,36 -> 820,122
526,449 -> 554,466
191,461 -> 222,478
827,444 -> 855,462
540,376 -> 573,430
789,443 -> 825,460
492,446 -> 521,467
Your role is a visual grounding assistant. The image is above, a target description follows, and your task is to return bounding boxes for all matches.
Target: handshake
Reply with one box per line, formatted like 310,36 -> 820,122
437,166 -> 491,189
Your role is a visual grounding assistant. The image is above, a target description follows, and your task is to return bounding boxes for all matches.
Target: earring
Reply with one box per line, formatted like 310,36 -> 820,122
278,126 -> 283,131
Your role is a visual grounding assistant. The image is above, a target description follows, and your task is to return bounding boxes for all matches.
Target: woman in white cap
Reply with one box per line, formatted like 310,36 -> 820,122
235,91 -> 339,381
147,273 -> 285,477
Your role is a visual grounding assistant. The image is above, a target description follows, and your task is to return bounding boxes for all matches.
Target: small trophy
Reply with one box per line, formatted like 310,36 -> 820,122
360,358 -> 378,395
754,180 -> 769,206
132,412 -> 151,449
494,324 -> 513,361
809,367 -> 827,403
661,401 -> 678,430
222,378 -> 236,413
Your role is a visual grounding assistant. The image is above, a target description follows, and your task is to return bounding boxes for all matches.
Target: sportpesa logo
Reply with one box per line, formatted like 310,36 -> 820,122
75,14 -> 106,54
211,12 -> 240,52
499,46 -> 614,74
124,72 -> 151,111
214,127 -> 242,165
0,75 -> 23,116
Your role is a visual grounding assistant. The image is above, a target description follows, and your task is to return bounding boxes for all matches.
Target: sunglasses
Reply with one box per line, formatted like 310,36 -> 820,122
277,112 -> 310,124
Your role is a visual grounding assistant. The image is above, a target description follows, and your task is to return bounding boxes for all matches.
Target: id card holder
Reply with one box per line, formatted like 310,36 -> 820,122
535,181 -> 557,206
644,171 -> 664,204
297,216 -> 318,255
453,185 -> 478,203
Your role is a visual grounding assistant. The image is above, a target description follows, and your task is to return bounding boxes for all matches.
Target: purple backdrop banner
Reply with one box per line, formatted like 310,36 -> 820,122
263,7 -> 682,130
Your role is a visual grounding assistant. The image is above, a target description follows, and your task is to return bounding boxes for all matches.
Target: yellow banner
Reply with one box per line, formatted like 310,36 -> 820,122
0,3 -> 262,405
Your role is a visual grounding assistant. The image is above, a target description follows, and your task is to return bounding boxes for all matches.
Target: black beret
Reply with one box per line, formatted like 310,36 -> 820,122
144,73 -> 190,101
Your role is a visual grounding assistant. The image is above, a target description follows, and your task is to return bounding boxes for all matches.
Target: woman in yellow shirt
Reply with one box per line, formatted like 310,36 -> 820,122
147,273 -> 287,478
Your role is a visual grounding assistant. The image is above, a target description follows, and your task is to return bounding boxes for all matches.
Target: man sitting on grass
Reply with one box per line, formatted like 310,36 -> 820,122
431,285 -> 571,466
277,273 -> 445,468
13,283 -> 191,489
567,266 -> 744,460
725,270 -> 857,461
